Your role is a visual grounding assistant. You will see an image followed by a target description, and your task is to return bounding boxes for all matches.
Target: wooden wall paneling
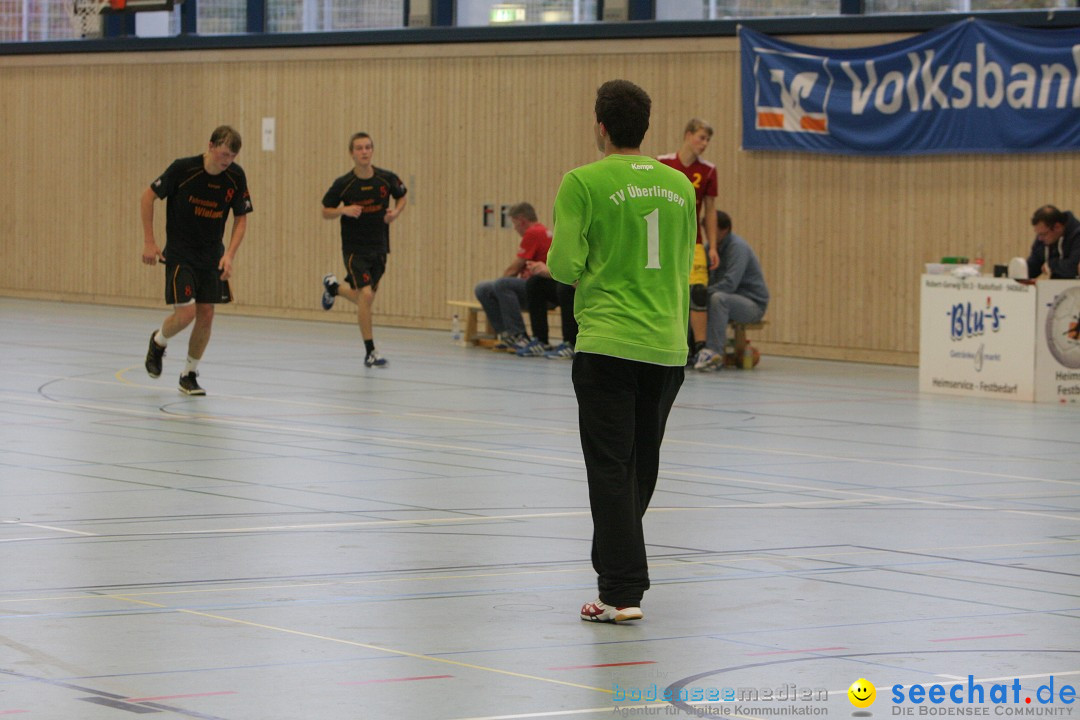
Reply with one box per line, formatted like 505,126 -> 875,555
5,35 -> 1079,364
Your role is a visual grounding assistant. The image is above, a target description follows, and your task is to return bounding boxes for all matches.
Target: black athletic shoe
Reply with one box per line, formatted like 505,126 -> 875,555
321,273 -> 339,311
178,372 -> 206,396
364,351 -> 387,368
145,331 -> 165,378
687,341 -> 705,367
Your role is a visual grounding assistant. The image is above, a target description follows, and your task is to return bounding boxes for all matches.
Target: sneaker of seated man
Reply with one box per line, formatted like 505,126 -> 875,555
519,262 -> 578,360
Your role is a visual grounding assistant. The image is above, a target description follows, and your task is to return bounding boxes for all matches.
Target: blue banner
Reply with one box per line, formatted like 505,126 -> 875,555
740,20 -> 1080,155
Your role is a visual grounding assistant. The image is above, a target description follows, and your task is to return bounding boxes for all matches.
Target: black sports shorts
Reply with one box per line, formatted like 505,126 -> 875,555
165,263 -> 232,305
343,250 -> 387,291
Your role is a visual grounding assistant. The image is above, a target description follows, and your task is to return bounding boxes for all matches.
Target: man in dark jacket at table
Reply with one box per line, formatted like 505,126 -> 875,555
1027,205 -> 1080,280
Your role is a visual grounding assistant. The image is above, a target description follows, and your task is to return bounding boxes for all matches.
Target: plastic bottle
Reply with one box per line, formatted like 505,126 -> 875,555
451,313 -> 461,343
742,341 -> 754,370
973,247 -> 985,273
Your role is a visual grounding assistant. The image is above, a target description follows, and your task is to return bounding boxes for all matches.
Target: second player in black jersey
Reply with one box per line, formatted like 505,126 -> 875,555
319,132 -> 408,368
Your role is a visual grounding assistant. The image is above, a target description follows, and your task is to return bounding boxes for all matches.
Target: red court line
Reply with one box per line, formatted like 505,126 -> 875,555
930,634 -> 1025,643
339,674 -> 453,686
126,691 -> 237,702
548,661 -> 656,670
746,647 -> 847,656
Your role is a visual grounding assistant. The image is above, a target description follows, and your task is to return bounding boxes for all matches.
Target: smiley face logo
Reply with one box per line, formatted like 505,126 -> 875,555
848,678 -> 876,708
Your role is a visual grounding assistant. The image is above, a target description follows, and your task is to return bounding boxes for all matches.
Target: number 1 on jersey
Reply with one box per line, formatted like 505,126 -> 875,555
644,208 -> 661,269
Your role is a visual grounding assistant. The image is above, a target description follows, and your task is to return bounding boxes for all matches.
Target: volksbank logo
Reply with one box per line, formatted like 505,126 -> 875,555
841,44 -> 1080,116
752,49 -> 831,134
752,40 -> 1080,134
741,21 -> 1080,154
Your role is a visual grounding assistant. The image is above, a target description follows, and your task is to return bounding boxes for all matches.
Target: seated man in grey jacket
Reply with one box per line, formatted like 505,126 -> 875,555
695,211 -> 770,372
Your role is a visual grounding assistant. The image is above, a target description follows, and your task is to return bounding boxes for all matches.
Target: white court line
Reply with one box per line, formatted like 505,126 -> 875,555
139,499 -> 868,536
668,439 -> 1080,488
448,705 -> 763,720
5,391 -> 1080,528
0,391 -> 586,467
448,708 -> 621,720
11,374 -> 1080,487
4,539 -> 1075,606
663,468 -> 1080,523
0,520 -> 96,536
936,670 -> 1080,683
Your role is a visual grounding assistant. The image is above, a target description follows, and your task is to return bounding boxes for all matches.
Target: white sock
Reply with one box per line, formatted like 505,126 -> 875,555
154,328 -> 168,348
184,356 -> 200,375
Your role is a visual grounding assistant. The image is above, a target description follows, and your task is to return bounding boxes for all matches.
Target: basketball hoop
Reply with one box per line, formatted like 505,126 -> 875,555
69,0 -> 111,38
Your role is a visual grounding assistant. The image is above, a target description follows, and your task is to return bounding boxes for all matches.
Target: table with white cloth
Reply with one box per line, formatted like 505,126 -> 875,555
919,275 -> 1080,404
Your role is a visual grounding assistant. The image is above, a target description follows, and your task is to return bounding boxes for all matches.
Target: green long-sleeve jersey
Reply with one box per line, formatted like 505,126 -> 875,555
548,154 -> 697,366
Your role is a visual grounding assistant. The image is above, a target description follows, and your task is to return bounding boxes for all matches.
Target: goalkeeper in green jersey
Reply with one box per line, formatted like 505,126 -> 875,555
548,79 -> 697,623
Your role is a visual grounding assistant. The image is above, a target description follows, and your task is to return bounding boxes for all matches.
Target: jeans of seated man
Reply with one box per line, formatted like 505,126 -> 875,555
474,276 -> 528,337
705,289 -> 766,354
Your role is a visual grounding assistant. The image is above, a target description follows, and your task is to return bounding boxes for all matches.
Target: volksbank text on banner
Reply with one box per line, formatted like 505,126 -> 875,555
740,19 -> 1080,155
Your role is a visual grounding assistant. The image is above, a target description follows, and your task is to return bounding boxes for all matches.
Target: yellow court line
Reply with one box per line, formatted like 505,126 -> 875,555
112,595 -> 610,695
0,520 -> 97,536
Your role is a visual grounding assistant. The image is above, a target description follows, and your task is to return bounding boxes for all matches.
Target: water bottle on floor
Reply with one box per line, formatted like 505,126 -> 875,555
451,313 -> 461,343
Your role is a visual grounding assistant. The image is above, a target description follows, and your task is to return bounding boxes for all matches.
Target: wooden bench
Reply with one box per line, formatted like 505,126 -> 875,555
730,321 -> 767,368
447,300 -> 491,347
732,321 -> 766,355
447,299 -> 564,348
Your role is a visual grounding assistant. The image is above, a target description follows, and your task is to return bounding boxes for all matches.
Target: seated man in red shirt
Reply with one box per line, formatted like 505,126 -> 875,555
474,202 -> 552,349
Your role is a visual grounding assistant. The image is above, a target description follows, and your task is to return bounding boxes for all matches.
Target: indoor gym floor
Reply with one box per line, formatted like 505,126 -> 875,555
1,297 -> 1077,720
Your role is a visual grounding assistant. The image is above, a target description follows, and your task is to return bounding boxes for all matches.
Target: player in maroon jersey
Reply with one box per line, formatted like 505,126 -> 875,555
658,119 -> 719,363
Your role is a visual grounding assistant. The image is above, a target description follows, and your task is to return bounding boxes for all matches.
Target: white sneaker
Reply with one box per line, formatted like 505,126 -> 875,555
693,348 -> 723,372
580,599 -> 643,623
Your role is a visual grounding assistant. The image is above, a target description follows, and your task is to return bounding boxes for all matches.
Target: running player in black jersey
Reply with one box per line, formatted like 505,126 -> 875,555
320,132 -> 408,368
141,126 -> 253,395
